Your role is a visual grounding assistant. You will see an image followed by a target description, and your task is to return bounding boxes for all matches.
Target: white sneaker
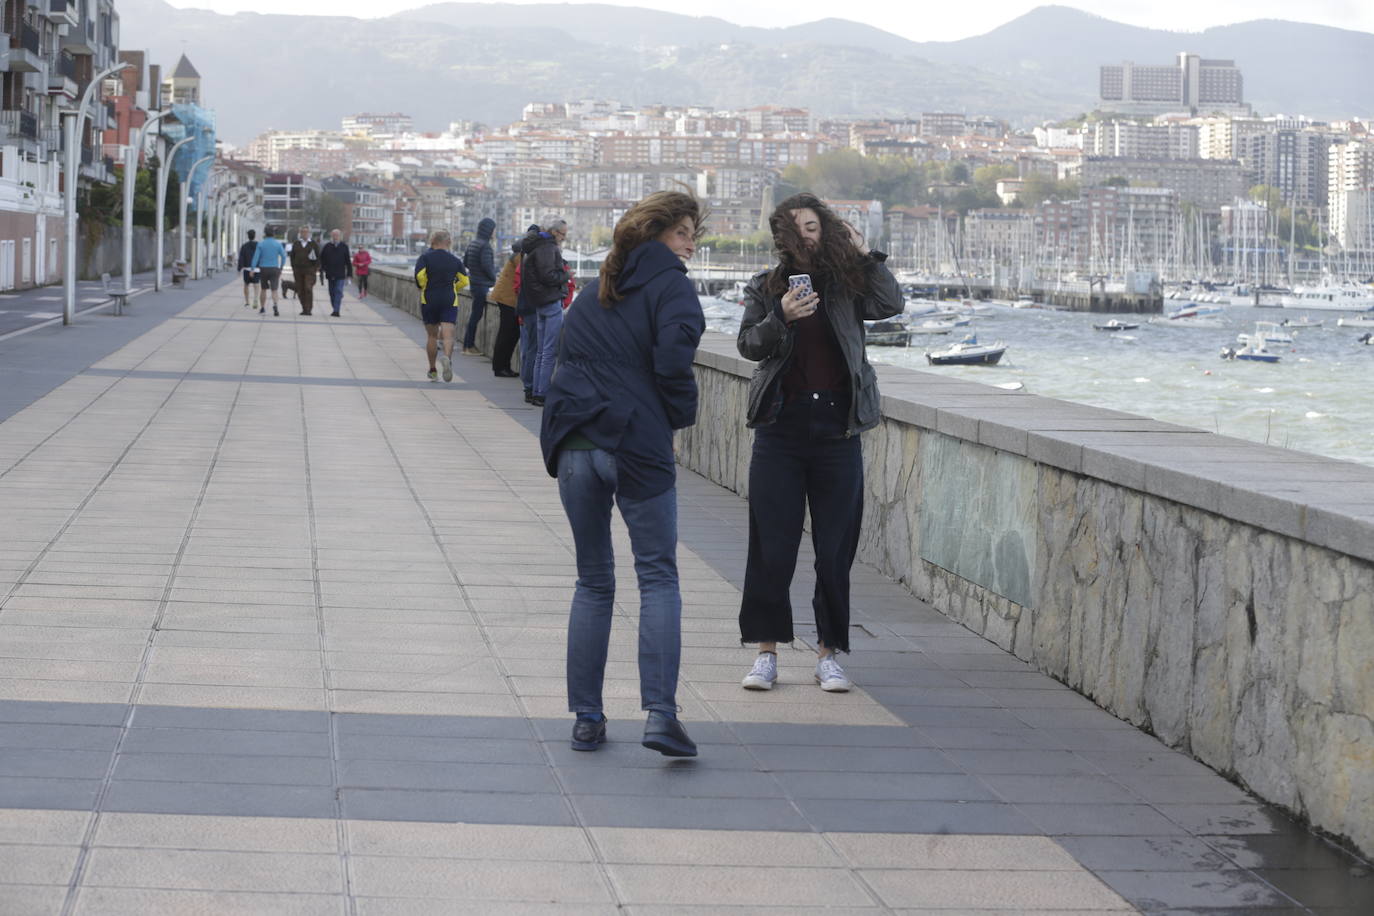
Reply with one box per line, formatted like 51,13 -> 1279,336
438,350 -> 453,382
815,655 -> 851,692
741,652 -> 777,690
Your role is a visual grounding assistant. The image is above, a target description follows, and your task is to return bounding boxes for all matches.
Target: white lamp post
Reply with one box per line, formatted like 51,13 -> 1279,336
155,132 -> 197,291
61,61 -> 130,325
180,153 -> 214,272
120,109 -> 169,300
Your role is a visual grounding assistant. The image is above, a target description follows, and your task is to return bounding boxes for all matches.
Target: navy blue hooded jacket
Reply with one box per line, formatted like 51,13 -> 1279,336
463,218 -> 498,287
539,240 -> 705,500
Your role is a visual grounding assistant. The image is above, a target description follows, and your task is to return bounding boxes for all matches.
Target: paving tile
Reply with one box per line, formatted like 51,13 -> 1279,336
1092,868 -> 1297,910
562,766 -> 783,799
799,799 -> 1040,835
860,868 -> 1132,910
0,808 -> 90,844
72,888 -> 347,916
0,885 -> 69,914
338,759 -> 558,794
607,863 -> 871,907
0,842 -> 82,884
339,789 -> 575,826
591,826 -> 841,866
348,856 -> 611,901
94,812 -> 339,853
119,727 -> 332,758
0,776 -> 103,810
1059,835 -> 1237,872
573,795 -> 808,832
1017,803 -> 1189,836
81,847 -> 343,893
776,771 -> 994,802
100,780 -> 338,819
749,744 -> 956,774
346,820 -> 591,861
112,752 -> 335,786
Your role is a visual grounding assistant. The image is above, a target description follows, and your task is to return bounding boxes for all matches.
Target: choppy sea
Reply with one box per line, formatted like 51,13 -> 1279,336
699,297 -> 1374,468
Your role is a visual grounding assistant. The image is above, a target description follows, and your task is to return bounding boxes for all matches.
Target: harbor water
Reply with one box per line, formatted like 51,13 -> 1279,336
700,297 -> 1374,468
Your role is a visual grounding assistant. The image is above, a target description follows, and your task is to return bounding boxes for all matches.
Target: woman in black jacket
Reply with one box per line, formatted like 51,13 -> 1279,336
735,193 -> 902,694
540,191 -> 706,757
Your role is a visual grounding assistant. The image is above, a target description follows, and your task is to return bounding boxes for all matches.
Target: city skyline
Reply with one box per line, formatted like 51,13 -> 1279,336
162,0 -> 1374,43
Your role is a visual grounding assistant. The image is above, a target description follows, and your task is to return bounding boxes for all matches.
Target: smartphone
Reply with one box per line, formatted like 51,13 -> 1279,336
787,274 -> 813,297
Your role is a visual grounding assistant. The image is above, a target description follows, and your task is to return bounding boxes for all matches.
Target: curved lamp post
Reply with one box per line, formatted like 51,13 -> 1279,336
180,153 -> 215,272
62,61 -> 130,325
121,108 -> 168,298
155,132 -> 200,291
195,167 -> 226,278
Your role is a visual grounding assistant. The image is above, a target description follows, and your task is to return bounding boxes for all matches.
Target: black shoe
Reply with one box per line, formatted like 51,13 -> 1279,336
494,369 -> 518,378
642,711 -> 697,757
273,305 -> 279,316
331,311 -> 340,317
524,389 -> 534,403
531,395 -> 545,407
571,716 -> 607,751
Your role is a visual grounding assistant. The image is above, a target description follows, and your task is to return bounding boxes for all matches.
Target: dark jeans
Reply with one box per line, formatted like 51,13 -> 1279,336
518,316 -> 538,391
558,447 -> 681,715
463,285 -> 489,349
739,393 -> 863,653
327,277 -> 346,314
492,305 -> 519,374
356,274 -> 368,295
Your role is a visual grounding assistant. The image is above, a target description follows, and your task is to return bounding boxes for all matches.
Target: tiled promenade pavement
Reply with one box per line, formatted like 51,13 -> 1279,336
0,279 -> 1368,914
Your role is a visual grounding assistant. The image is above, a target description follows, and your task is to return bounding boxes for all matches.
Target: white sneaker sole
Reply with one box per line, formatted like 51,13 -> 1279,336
741,677 -> 775,691
439,353 -> 453,382
816,677 -> 851,693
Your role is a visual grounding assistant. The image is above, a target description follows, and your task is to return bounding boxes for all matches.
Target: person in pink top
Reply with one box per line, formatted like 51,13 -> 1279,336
352,248 -> 372,298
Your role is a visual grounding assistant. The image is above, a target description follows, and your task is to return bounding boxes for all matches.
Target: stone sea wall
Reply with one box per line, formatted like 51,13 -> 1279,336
683,334 -> 1374,857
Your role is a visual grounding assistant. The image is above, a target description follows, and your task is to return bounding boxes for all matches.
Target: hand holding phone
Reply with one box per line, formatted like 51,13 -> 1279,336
783,273 -> 818,322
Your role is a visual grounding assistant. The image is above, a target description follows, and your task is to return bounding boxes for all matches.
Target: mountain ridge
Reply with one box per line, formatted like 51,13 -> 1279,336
117,0 -> 1374,144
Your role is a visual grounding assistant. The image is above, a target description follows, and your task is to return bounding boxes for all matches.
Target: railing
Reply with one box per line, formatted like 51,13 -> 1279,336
49,0 -> 71,14
40,127 -> 61,151
10,23 -> 39,54
54,53 -> 77,80
0,110 -> 38,140
80,145 -> 92,165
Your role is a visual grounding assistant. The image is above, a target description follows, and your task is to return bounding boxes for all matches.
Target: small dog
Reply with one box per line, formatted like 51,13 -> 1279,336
280,279 -> 297,299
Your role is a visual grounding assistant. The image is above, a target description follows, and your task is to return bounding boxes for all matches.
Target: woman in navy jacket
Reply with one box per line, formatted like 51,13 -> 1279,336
540,191 -> 706,758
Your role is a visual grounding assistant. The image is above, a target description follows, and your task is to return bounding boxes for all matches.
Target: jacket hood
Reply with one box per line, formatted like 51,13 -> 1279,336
615,240 -> 686,296
476,218 -> 496,240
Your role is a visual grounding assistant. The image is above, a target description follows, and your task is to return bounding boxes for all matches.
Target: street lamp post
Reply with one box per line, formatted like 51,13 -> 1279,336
121,109 -> 169,300
180,153 -> 214,273
62,61 -> 130,326
195,168 -> 224,278
155,133 -> 197,291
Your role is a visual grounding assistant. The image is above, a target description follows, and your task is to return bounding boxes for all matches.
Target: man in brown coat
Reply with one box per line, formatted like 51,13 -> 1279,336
289,226 -> 321,315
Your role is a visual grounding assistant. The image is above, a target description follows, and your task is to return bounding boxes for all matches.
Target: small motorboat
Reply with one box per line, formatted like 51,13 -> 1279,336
1336,314 -> 1374,328
1279,316 -> 1322,329
1237,322 -> 1293,346
926,334 -> 1008,366
866,320 -> 912,347
1094,319 -> 1139,331
1220,339 -> 1281,363
1149,303 -> 1226,328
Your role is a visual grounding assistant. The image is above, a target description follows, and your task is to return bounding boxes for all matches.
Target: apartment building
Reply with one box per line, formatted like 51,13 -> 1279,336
565,165 -> 698,204
964,209 -> 1036,266
1079,156 -> 1245,210
1035,186 -> 1180,274
1099,53 -> 1249,116
1329,140 -> 1374,250
1089,121 -> 1198,159
320,176 -> 392,246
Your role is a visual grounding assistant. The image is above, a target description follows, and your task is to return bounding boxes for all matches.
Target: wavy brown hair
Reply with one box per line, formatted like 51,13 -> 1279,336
764,192 -> 870,298
598,191 -> 706,306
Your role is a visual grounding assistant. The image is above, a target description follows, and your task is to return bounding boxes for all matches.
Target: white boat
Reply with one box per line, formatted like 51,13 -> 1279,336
1336,315 -> 1374,328
1278,316 -> 1323,329
1237,322 -> 1293,346
1280,283 -> 1374,312
926,334 -> 1008,366
1220,337 -> 1281,363
1148,303 -> 1227,328
1094,319 -> 1139,332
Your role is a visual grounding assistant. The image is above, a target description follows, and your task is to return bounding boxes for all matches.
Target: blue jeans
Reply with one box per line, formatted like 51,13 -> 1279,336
328,277 -> 346,313
533,300 -> 564,397
518,317 -> 539,391
463,285 -> 489,349
558,447 -> 681,716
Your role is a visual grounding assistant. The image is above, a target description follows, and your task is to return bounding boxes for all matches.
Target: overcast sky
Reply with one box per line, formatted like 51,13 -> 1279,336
165,0 -> 1374,41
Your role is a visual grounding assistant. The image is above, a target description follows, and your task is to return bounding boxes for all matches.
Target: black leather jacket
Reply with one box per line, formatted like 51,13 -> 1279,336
737,256 -> 902,433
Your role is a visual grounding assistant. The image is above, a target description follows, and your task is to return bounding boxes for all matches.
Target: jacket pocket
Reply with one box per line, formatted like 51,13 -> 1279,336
855,362 -> 880,428
746,362 -> 778,426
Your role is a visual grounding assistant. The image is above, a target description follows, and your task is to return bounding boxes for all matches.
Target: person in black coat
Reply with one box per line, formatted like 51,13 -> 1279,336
237,229 -> 258,307
319,229 -> 352,317
540,191 -> 706,757
461,217 -> 498,354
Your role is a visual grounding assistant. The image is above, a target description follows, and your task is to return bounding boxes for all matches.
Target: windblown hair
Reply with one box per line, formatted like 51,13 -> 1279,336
764,192 -> 870,298
598,191 -> 707,306
428,229 -> 452,248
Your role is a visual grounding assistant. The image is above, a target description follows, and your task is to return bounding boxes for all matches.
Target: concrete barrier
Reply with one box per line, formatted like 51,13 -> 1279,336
370,264 -> 1374,856
681,334 -> 1374,857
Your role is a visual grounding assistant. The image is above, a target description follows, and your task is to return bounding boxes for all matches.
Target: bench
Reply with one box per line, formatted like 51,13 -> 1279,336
171,260 -> 188,288
100,272 -> 135,316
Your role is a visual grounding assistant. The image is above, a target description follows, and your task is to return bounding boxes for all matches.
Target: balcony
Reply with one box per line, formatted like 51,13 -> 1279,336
6,23 -> 43,72
46,53 -> 78,98
45,0 -> 78,28
61,18 -> 95,54
0,110 -> 39,140
40,127 -> 61,154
